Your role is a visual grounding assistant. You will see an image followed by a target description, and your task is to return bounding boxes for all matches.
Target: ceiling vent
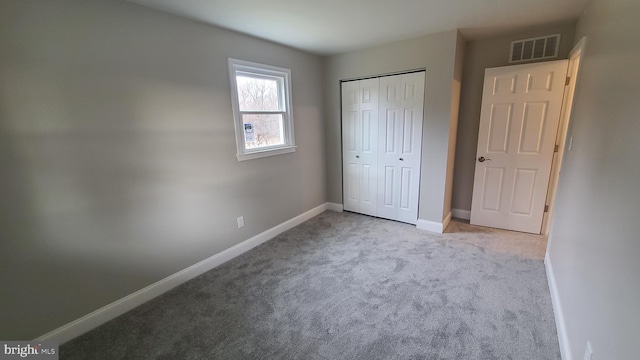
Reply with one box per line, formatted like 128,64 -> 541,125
509,34 -> 561,63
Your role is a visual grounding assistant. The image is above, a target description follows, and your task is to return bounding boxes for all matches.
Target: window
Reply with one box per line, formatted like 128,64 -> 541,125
228,58 -> 296,161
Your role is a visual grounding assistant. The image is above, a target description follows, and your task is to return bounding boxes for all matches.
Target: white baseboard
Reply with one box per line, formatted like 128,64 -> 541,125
326,202 -> 344,212
451,208 -> 471,220
545,253 -> 572,360
35,202 -> 331,344
416,212 -> 451,233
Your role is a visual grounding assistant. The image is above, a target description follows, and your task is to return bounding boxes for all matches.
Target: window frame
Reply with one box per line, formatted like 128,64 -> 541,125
228,58 -> 296,161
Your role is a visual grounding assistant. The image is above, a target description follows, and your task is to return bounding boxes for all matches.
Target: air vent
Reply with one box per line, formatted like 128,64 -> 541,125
509,34 -> 561,63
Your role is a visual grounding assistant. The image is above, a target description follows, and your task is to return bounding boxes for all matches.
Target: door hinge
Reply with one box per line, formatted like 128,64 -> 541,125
565,76 -> 571,86
544,205 -> 549,212
554,144 -> 559,152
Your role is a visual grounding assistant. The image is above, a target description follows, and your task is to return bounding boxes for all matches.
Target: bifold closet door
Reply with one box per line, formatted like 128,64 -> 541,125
342,72 -> 424,224
341,78 -> 379,216
377,72 -> 425,224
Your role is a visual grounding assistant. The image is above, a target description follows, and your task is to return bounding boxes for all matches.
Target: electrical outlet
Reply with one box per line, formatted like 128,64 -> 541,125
583,341 -> 593,360
237,216 -> 244,228
569,136 -> 574,151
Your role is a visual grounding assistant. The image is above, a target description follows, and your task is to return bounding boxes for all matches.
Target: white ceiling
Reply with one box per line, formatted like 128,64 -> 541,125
127,0 -> 589,55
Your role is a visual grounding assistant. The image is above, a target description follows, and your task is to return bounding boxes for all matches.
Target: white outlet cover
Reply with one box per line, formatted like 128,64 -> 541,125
237,216 -> 244,228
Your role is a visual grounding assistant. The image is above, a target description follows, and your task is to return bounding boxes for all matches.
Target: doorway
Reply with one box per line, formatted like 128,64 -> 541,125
470,39 -> 586,234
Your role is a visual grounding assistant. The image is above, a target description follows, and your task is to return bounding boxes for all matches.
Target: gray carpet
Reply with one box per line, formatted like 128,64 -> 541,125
61,211 -> 560,359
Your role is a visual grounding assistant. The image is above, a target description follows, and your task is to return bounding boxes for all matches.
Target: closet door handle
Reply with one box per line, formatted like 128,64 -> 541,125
356,155 -> 360,158
399,158 -> 404,161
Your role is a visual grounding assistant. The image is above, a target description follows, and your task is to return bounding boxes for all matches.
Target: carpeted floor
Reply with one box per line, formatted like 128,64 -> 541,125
62,211 -> 560,359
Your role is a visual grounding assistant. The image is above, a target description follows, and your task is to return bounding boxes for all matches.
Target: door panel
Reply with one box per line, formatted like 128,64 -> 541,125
342,81 -> 359,212
519,102 -> 547,154
526,70 -> 554,93
346,162 -> 360,204
384,110 -> 397,153
361,164 -> 374,204
481,167 -> 505,212
377,72 -> 424,224
510,168 -> 537,215
470,60 -> 568,233
402,109 -> 415,154
347,111 -> 357,151
399,167 -> 412,210
358,78 -> 379,216
487,104 -> 512,153
341,78 -> 379,216
383,166 -> 395,207
493,75 -> 517,95
362,110 -> 373,153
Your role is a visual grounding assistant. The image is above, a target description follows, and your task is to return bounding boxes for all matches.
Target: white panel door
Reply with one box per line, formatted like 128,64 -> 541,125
470,60 -> 568,233
377,72 -> 425,224
342,78 -> 379,216
342,81 -> 360,212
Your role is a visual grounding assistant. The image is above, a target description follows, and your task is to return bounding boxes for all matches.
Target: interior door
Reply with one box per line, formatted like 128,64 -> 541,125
377,72 -> 425,224
470,60 -> 568,233
342,78 -> 379,216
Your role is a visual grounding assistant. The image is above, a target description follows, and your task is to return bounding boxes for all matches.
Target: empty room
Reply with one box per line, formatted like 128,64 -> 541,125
1,0 -> 638,359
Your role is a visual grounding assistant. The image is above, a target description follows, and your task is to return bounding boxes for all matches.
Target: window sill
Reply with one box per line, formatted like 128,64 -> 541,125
237,146 -> 297,161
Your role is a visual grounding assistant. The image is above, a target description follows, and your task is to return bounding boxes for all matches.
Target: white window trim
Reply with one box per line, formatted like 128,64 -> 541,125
228,58 -> 296,161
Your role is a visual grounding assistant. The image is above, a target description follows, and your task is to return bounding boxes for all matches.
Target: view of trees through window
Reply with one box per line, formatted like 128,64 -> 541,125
236,75 -> 285,149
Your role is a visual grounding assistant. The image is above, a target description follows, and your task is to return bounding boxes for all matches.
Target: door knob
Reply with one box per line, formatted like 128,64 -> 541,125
356,155 -> 359,158
478,156 -> 491,162
399,158 -> 404,161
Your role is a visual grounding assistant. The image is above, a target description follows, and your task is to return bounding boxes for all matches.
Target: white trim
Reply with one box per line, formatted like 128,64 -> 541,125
416,219 -> 444,233
326,202 -> 344,212
571,36 -> 587,59
545,253 -> 572,360
35,202 -> 331,344
237,145 -> 296,161
543,36 -> 588,236
451,208 -> 471,220
442,212 -> 452,231
416,212 -> 451,233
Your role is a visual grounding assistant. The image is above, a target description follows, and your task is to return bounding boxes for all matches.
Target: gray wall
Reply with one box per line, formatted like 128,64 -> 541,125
0,0 -> 326,340
324,30 -> 461,223
547,0 -> 640,358
452,21 -> 577,212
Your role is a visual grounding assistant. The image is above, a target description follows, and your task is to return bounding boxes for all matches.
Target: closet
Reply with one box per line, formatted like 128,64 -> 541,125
341,71 -> 425,224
